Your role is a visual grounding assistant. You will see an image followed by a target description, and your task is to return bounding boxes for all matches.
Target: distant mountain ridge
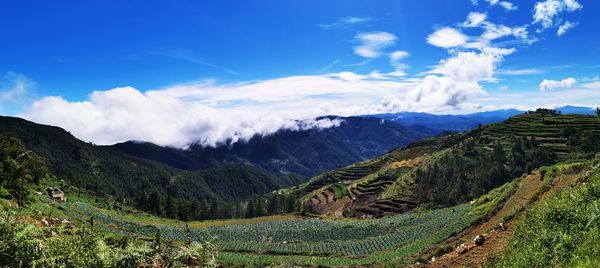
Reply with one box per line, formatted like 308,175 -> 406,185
369,109 -> 522,132
368,106 -> 597,132
108,116 -> 440,178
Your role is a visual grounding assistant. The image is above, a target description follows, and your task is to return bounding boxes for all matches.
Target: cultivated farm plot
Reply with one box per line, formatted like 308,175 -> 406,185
57,201 -> 477,266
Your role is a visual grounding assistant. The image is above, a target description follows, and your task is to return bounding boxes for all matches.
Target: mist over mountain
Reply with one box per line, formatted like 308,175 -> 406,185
108,116 -> 440,178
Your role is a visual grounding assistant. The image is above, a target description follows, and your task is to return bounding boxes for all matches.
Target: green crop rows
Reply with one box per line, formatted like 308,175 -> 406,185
56,200 -> 476,265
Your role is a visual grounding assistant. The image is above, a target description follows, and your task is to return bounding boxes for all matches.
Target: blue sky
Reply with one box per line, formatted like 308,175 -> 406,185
1,0 -> 599,147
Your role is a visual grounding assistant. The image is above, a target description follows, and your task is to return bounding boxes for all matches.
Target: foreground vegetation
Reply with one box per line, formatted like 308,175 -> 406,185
487,154 -> 600,267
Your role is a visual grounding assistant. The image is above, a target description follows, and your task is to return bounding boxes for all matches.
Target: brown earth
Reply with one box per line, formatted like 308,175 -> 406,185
421,169 -> 581,268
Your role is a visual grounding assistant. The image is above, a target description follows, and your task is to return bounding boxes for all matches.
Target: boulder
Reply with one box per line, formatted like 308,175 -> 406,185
474,235 -> 486,246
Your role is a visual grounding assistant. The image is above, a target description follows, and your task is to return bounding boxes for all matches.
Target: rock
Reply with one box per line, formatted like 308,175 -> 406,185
41,218 -> 49,226
474,235 -> 486,246
498,222 -> 506,231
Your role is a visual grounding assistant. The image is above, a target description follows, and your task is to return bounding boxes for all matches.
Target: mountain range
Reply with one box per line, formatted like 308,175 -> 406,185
108,116 -> 439,178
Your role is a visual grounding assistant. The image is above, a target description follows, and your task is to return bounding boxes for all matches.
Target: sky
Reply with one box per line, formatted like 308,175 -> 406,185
1,0 -> 599,147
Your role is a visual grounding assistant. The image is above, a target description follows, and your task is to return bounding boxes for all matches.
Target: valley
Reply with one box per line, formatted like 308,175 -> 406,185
2,109 -> 600,267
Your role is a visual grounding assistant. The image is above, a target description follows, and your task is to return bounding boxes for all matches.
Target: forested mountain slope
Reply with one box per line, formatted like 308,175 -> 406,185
0,116 -> 302,214
108,116 -> 439,178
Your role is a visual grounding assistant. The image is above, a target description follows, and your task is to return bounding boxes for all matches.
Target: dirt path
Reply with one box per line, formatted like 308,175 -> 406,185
425,170 -> 581,268
426,171 -> 544,268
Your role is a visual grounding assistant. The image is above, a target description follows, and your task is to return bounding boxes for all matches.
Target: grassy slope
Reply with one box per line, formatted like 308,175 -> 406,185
484,155 -> 600,267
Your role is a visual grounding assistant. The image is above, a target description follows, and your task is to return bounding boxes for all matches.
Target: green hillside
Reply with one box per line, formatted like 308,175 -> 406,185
0,116 -> 302,220
293,111 -> 600,218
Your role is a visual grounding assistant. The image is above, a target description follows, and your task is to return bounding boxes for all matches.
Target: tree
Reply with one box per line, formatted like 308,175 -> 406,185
208,202 -> 218,219
165,195 -> 178,219
148,190 -> 164,216
198,199 -> 209,220
267,193 -> 280,215
178,199 -> 191,221
245,199 -> 255,218
0,137 -> 47,207
190,198 -> 201,220
137,191 -> 149,212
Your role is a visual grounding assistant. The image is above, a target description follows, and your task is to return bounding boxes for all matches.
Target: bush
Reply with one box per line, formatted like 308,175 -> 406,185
0,210 -> 218,267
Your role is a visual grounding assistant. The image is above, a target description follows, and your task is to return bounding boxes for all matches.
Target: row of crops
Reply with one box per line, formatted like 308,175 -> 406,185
57,200 -> 476,258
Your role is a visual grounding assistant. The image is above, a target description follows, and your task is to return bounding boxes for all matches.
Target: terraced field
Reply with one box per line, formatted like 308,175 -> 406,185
480,113 -> 600,154
297,113 -> 600,219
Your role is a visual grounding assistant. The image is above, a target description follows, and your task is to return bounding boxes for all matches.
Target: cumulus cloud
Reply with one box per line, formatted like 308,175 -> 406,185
533,0 -> 582,29
557,20 -> 577,36
426,27 -> 468,48
353,32 -> 397,58
430,52 -> 500,82
498,2 -> 517,10
463,12 -> 487,27
377,75 -> 484,113
539,77 -> 576,91
23,86 -> 346,148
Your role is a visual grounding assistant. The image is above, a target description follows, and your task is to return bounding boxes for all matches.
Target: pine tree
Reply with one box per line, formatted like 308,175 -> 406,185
178,199 -> 190,221
148,190 -> 164,216
199,199 -> 209,220
137,191 -> 149,212
267,194 -> 280,215
208,202 -> 218,219
165,195 -> 177,219
190,199 -> 201,220
245,199 -> 255,218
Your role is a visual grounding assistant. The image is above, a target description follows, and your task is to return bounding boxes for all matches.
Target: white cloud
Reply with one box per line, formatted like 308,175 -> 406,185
22,66 -> 492,147
0,72 -> 35,114
389,50 -> 409,63
353,32 -> 397,58
498,2 -> 517,11
481,0 -> 517,10
319,17 -> 373,29
430,52 -> 501,82
377,75 -> 484,112
497,68 -> 544,75
463,12 -> 487,27
426,27 -> 468,48
533,0 -> 582,29
18,2 -> 588,148
539,77 -> 576,91
23,86 -> 347,148
481,23 -> 528,41
389,50 -> 410,76
582,82 -> 600,90
557,20 -> 577,36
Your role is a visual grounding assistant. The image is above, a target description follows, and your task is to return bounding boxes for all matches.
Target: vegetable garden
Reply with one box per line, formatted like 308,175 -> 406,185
55,200 -> 478,266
